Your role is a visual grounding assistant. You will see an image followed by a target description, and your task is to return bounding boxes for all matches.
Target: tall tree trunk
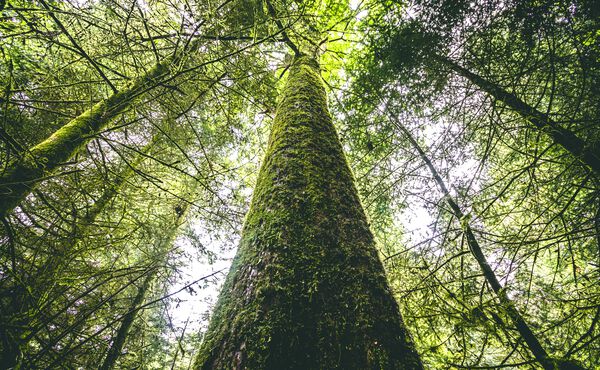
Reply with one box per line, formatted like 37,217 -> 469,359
438,56 -> 600,178
0,62 -> 168,216
388,114 -> 586,370
98,272 -> 152,370
194,55 -> 423,370
98,201 -> 189,370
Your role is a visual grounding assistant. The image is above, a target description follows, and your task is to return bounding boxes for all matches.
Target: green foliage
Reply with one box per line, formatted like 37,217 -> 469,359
0,0 -> 598,368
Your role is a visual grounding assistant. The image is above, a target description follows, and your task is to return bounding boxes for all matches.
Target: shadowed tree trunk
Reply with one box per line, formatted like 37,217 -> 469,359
98,270 -> 152,370
387,114 -> 586,370
194,55 -> 424,370
438,56 -> 600,178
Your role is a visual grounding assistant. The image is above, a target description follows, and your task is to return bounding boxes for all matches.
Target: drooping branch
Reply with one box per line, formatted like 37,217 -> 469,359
437,55 -> 600,178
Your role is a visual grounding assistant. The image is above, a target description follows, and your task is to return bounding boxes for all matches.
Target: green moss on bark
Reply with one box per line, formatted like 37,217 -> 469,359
194,55 -> 423,370
0,63 -> 168,216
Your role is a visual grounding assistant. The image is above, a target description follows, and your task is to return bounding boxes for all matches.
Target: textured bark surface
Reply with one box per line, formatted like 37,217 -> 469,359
0,63 -> 167,216
194,55 -> 423,370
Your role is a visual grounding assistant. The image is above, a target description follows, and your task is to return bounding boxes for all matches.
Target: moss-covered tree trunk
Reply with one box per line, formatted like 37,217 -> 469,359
194,55 -> 423,370
0,63 -> 168,216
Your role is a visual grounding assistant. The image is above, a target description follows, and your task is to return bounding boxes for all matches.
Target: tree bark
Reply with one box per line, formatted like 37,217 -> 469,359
0,62 -> 168,216
438,56 -> 600,178
194,55 -> 423,370
388,114 -> 586,370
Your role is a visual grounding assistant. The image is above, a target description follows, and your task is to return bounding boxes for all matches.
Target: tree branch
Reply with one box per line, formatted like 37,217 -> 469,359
38,0 -> 118,93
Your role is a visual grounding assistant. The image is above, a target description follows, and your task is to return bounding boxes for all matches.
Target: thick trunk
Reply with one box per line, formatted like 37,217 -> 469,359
439,57 -> 600,178
194,55 -> 423,370
0,63 -> 168,216
390,116 -> 585,370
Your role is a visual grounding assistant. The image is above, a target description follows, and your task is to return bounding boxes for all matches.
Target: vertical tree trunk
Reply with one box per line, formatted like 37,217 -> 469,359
194,55 -> 423,370
0,62 -> 168,216
438,56 -> 600,178
388,115 -> 585,370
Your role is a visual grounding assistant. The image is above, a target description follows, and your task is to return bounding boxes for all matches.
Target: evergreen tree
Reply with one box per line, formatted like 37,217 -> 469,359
194,53 -> 423,369
1,0 -> 598,368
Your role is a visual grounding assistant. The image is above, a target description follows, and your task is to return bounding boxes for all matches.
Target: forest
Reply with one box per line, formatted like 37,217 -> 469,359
0,0 -> 598,369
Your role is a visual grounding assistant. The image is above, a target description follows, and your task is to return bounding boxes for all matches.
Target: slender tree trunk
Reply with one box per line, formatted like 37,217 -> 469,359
389,115 -> 586,370
194,55 -> 423,370
98,202 -> 189,370
98,272 -> 152,370
438,56 -> 600,178
0,62 -> 168,216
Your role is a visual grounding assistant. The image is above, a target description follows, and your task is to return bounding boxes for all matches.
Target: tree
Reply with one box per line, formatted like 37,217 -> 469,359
369,17 -> 600,178
0,0 -> 258,216
2,0 -> 599,368
194,53 -> 423,369
0,134 -> 158,369
342,1 -> 599,366
437,56 -> 600,178
0,61 -> 168,216
99,199 -> 191,370
384,110 -> 585,370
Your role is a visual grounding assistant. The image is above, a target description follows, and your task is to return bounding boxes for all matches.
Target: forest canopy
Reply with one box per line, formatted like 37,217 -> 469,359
0,0 -> 598,369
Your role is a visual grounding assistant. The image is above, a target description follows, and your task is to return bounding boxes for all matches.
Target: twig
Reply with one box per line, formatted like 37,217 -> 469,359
265,0 -> 300,56
38,0 -> 117,93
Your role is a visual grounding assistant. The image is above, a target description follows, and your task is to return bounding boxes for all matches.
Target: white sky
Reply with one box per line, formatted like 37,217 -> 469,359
166,231 -> 235,332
